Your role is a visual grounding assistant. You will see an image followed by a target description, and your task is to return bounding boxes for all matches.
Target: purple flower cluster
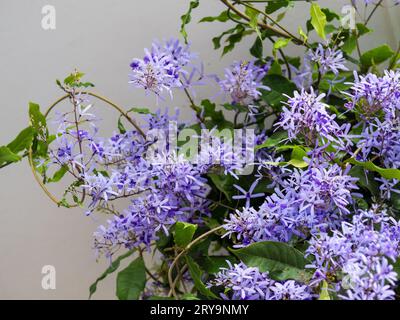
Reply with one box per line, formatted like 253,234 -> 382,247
276,88 -> 350,147
345,70 -> 400,120
306,205 -> 400,300
358,117 -> 400,168
309,44 -> 348,76
129,38 -> 202,98
208,261 -> 312,300
223,163 -> 359,246
218,60 -> 270,105
91,148 -> 211,254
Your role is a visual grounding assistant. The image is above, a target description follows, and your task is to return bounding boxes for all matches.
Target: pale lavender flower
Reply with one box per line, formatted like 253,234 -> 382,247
345,70 -> 400,120
309,44 -> 348,75
208,261 -> 312,300
223,163 -> 358,246
129,38 -> 197,98
232,180 -> 265,208
306,205 -> 400,300
275,88 -> 346,146
218,60 -> 270,105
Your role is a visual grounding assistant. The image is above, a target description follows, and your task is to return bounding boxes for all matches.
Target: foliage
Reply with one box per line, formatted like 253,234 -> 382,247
1,0 -> 400,301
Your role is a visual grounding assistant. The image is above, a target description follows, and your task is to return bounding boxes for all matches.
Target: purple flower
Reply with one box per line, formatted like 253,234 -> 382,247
357,117 -> 400,168
275,88 -> 347,147
232,180 -> 265,208
345,70 -> 400,120
208,261 -> 312,300
306,205 -> 400,300
224,163 -> 358,246
129,38 -> 198,98
309,44 -> 348,75
218,61 -> 270,105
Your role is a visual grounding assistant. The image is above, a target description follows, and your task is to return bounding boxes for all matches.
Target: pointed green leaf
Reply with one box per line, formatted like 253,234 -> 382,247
180,0 -> 200,43
47,165 -> 68,183
231,241 -> 310,281
346,158 -> 400,180
318,281 -> 331,300
231,241 -> 311,282
185,256 -> 218,299
0,146 -> 21,165
116,256 -> 146,300
7,127 -> 34,154
310,2 -> 327,39
174,222 -> 198,248
360,44 -> 394,70
245,6 -> 261,39
89,250 -> 134,299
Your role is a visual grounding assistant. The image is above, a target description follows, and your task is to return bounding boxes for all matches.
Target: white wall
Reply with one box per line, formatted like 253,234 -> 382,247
0,0 -> 398,299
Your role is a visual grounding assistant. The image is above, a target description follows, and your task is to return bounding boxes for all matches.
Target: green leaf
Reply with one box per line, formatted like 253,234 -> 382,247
360,44 -> 394,70
212,27 -> 237,50
256,131 -> 288,150
268,60 -> 282,76
116,256 -> 146,300
201,99 -> 232,128
47,165 -> 68,183
231,241 -> 311,282
222,25 -> 251,56
321,8 -> 340,22
318,281 -> 331,300
208,173 -> 235,199
199,11 -> 230,23
265,159 -> 309,169
126,107 -> 155,115
298,26 -> 308,43
29,102 -> 46,132
245,6 -> 261,39
64,72 -> 85,86
250,37 -> 263,59
174,222 -> 198,248
356,23 -> 371,36
310,2 -> 327,39
185,256 -> 218,299
180,0 -> 199,43
342,34 -> 357,55
89,250 -> 134,299
7,127 -> 34,154
201,256 -> 236,274
117,116 -> 126,134
291,146 -> 307,161
0,146 -> 21,165
273,38 -> 291,57
349,165 -> 379,196
346,158 -> 400,180
265,0 -> 290,14
261,75 -> 297,109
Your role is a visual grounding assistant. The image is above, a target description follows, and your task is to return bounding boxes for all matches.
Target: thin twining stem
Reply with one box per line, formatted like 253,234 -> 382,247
365,0 -> 384,26
220,0 -> 306,46
168,225 -> 224,298
238,0 -> 304,44
28,91 -> 146,207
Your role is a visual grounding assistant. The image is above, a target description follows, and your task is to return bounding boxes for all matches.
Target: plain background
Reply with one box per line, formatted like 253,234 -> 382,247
0,0 -> 398,299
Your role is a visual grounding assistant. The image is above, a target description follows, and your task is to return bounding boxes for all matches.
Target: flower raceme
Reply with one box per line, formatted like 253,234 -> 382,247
218,60 -> 270,105
129,38 -> 202,98
223,163 -> 359,246
207,261 -> 312,300
275,88 -> 349,147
